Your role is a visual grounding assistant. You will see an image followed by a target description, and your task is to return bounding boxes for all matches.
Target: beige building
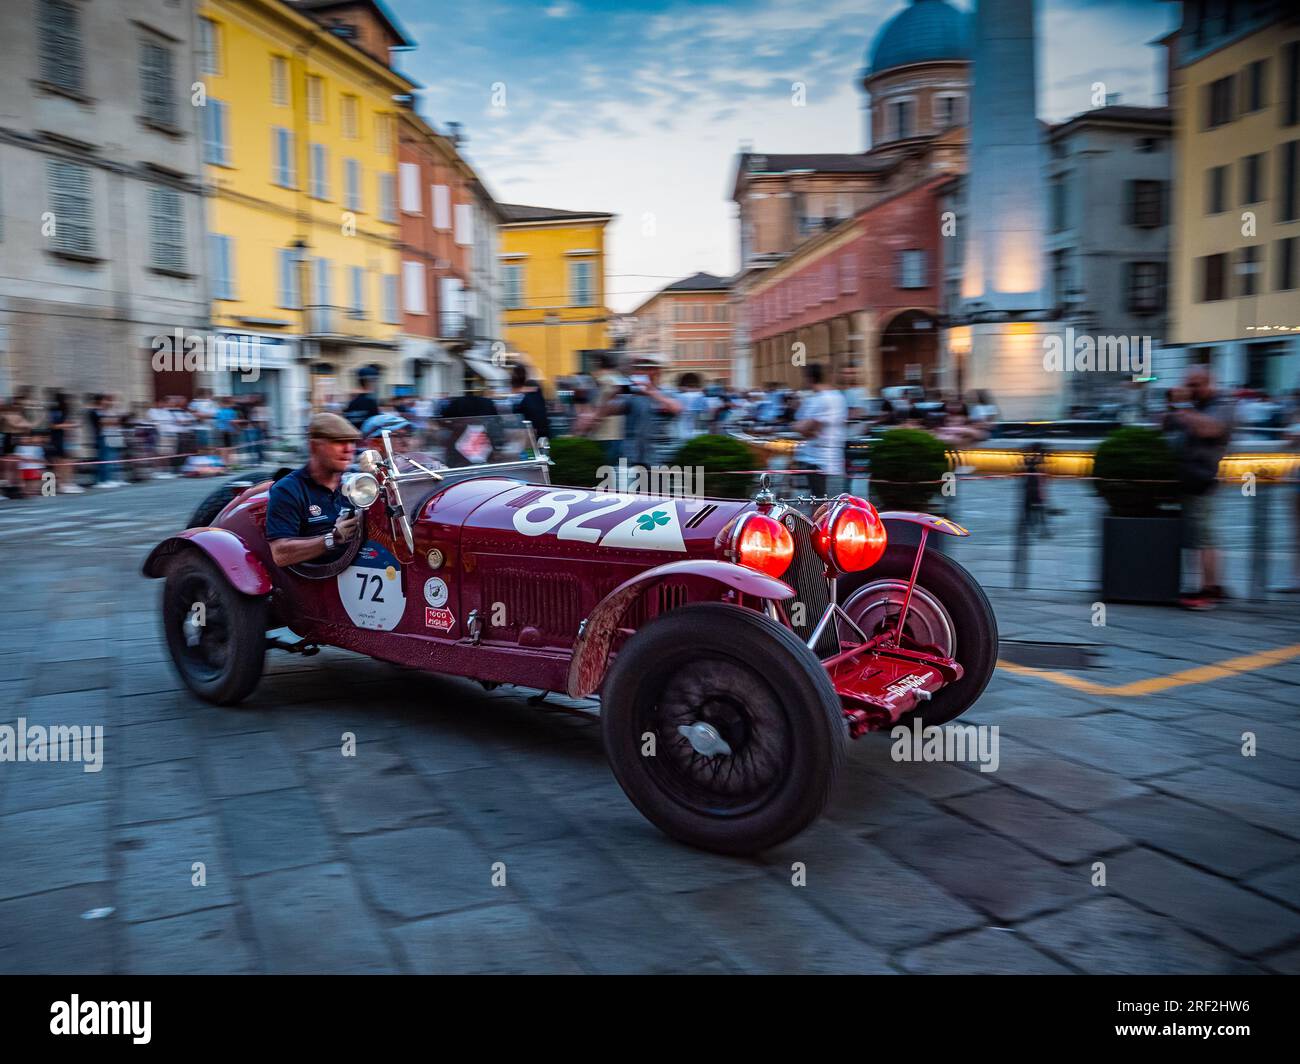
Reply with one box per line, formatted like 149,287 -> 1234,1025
626,272 -> 733,385
1167,1 -> 1300,393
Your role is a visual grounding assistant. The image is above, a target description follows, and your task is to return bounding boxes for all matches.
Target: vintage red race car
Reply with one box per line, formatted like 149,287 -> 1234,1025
143,416 -> 997,854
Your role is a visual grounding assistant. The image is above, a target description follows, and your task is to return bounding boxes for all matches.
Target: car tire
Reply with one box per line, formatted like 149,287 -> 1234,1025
601,601 -> 846,855
837,543 -> 998,728
162,550 -> 267,705
186,468 -> 291,528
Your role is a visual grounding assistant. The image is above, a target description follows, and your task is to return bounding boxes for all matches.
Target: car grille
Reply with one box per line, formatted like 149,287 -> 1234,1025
780,509 -> 838,658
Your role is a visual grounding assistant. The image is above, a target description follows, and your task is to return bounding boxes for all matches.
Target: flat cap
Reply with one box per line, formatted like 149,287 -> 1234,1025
308,411 -> 361,441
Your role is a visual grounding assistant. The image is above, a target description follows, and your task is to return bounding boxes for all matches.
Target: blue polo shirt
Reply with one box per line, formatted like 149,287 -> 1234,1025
265,466 -> 348,560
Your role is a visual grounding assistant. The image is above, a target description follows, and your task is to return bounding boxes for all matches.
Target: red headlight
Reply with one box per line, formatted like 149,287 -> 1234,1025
813,499 -> 888,572
732,513 -> 795,579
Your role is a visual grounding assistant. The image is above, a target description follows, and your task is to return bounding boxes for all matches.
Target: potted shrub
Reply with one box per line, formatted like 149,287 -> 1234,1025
867,428 -> 953,552
669,434 -> 755,499
1092,426 -> 1181,603
546,436 -> 605,489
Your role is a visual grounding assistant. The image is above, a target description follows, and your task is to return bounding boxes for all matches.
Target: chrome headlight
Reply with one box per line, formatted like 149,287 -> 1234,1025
342,472 -> 380,509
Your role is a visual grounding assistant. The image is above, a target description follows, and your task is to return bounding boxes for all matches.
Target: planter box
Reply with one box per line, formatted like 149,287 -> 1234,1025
1100,514 -> 1181,603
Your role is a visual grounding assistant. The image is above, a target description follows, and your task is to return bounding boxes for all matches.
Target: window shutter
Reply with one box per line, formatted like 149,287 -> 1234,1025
454,203 -> 473,246
48,159 -> 94,255
141,39 -> 174,126
345,159 -> 360,211
400,163 -> 420,213
384,275 -> 399,323
40,0 -> 84,94
402,261 -> 426,314
204,100 -> 229,166
149,186 -> 185,271
271,56 -> 288,107
433,184 -> 451,229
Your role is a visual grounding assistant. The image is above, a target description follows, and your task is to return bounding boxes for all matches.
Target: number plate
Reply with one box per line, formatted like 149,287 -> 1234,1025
337,540 -> 406,630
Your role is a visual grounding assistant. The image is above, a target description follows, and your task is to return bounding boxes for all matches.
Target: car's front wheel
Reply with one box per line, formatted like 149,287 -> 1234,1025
162,550 -> 267,705
601,602 -> 846,855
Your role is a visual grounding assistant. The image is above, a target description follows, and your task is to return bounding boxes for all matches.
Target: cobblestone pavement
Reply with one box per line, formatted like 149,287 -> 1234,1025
0,477 -> 1296,973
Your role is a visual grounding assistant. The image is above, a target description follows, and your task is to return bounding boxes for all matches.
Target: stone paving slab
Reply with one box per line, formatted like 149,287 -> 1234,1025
1017,897 -> 1253,975
1,477 -> 1298,973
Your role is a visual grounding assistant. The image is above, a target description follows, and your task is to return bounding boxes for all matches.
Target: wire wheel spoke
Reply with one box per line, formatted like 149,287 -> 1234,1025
643,655 -> 790,816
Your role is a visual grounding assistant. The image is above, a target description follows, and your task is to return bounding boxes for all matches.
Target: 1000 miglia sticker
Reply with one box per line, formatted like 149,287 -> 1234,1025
338,541 -> 406,630
510,490 -> 688,552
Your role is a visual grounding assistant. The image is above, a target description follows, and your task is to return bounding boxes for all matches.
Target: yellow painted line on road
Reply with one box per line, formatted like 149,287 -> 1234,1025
996,642 -> 1300,697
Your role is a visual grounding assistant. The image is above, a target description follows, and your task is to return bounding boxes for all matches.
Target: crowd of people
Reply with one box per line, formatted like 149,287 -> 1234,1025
0,387 -> 275,495
5,360 -> 1300,605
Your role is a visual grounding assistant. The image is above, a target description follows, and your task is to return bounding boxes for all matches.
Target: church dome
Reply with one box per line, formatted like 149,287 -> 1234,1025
868,0 -> 972,76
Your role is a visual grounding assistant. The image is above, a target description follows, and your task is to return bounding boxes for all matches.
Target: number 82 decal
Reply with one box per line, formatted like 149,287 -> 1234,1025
511,490 -> 688,552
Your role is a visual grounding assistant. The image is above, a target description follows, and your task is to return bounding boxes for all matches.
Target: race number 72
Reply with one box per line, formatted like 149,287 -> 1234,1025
355,572 -> 385,602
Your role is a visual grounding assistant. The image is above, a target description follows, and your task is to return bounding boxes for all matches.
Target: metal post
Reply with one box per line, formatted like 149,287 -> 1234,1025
1250,480 -> 1270,603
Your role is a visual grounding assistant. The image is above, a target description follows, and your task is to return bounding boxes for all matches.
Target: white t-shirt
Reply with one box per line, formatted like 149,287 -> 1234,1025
796,388 -> 847,476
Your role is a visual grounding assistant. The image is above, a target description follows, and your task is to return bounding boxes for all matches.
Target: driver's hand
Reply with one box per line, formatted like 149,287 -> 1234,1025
334,512 -> 361,542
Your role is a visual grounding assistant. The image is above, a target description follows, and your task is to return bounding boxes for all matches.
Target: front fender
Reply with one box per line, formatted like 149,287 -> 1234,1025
141,527 -> 273,596
566,559 -> 794,698
878,511 -> 970,537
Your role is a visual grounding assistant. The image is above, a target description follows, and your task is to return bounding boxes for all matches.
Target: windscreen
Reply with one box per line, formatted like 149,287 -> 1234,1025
399,414 -> 538,469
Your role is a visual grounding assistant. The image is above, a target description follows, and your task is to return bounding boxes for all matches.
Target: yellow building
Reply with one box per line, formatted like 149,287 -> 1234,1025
1168,3 -> 1300,392
197,0 -> 415,431
498,204 -> 614,386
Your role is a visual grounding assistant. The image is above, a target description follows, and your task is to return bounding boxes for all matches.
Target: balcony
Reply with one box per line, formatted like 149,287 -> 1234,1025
304,304 -> 394,346
439,313 -> 479,348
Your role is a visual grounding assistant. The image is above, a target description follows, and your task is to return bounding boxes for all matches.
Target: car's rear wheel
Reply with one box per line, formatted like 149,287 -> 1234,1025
162,550 -> 267,705
601,602 -> 846,855
838,543 -> 998,728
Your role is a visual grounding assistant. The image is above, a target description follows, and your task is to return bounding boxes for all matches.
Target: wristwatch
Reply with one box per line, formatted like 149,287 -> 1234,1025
323,531 -> 336,550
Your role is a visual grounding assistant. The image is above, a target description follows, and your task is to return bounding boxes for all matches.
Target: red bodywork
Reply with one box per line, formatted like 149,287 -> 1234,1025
143,463 -> 966,733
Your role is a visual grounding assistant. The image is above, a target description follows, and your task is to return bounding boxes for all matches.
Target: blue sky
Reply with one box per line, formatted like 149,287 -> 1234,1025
386,0 -> 1175,312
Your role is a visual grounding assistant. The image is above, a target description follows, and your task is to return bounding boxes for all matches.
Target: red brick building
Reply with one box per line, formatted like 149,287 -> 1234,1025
748,175 -> 949,392
396,110 -> 484,394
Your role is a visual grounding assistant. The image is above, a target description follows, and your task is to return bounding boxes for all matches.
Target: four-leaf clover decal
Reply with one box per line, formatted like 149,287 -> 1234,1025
633,510 -> 670,534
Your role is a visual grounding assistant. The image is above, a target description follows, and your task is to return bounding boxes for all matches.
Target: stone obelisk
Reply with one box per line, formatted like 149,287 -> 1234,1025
958,0 -> 1062,418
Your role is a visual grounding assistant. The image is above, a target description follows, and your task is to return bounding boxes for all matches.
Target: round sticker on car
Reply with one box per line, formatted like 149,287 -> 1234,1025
338,541 -> 406,631
423,577 -> 448,608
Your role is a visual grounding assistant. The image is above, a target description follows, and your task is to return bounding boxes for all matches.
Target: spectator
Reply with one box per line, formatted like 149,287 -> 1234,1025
442,372 -> 499,419
14,431 -> 45,496
149,397 -> 179,478
576,352 -> 629,465
0,396 -> 31,495
96,394 -> 126,488
967,389 -> 999,425
44,390 -> 82,494
624,355 -> 683,477
509,363 -> 551,442
344,371 -> 380,429
672,372 -> 711,441
1163,368 -> 1234,610
793,362 -> 847,498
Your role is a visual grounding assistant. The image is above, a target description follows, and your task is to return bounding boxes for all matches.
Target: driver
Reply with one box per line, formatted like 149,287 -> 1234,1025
265,412 -> 362,567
